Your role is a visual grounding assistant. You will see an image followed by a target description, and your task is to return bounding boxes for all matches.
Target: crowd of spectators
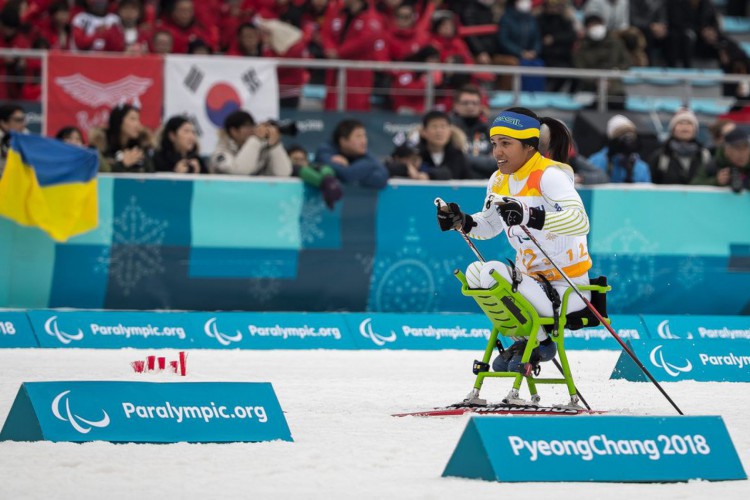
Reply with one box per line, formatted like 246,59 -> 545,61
0,0 -> 748,108
1,87 -> 748,214
0,1 -> 748,208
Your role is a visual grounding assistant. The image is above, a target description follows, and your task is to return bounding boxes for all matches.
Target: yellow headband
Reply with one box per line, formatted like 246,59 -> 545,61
489,126 -> 541,140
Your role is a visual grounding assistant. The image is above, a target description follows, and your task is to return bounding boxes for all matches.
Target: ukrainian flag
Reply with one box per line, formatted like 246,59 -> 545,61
0,132 -> 98,242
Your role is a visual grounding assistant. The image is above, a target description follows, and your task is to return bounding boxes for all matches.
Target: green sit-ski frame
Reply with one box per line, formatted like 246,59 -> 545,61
455,267 -> 611,406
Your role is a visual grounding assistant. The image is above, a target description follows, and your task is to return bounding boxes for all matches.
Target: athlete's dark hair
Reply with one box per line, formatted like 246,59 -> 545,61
332,119 -> 365,146
505,106 -> 572,163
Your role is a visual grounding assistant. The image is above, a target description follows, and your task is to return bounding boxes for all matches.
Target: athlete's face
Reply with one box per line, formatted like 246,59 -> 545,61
491,134 -> 534,174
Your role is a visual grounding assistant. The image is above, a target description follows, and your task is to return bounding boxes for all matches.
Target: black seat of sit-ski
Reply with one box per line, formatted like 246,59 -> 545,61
564,276 -> 608,331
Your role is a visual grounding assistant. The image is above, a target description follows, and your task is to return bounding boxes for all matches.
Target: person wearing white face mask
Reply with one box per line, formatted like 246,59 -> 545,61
573,14 -> 631,110
495,0 -> 544,91
516,0 -> 534,13
588,23 -> 607,41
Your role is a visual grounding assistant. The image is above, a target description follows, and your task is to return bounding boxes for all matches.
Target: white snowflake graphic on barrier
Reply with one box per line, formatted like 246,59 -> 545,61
675,256 -> 705,290
96,196 -> 169,296
596,220 -> 657,309
370,218 -> 464,312
298,195 -> 327,245
277,195 -> 302,244
277,193 -> 327,246
248,278 -> 282,304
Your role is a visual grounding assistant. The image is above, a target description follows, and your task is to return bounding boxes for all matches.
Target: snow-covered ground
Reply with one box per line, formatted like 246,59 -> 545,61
0,348 -> 748,499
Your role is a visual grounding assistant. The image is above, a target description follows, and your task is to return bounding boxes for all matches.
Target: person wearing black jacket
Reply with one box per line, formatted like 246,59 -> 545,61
648,109 -> 710,184
101,103 -> 155,174
536,0 -> 577,91
450,85 -> 495,178
418,110 -> 475,180
457,0 -> 497,65
154,115 -> 207,174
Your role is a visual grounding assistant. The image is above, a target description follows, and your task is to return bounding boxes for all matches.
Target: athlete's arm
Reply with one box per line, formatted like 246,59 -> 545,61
539,166 -> 589,236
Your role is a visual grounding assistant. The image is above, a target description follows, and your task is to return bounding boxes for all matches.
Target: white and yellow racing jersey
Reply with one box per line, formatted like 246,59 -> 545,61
467,152 -> 592,281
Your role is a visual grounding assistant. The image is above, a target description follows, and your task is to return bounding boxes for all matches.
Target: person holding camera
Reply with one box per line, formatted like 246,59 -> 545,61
588,114 -> 651,183
154,115 -> 207,174
210,110 -> 292,177
101,103 -> 155,174
698,128 -> 750,194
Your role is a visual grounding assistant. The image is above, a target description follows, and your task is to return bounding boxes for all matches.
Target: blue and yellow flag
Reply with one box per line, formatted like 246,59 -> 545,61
0,132 -> 98,242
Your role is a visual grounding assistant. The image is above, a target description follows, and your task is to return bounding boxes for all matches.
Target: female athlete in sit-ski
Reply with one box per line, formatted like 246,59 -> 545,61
437,107 -> 592,382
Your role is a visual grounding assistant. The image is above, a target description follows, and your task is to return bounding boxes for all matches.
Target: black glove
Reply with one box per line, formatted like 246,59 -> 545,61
495,197 -> 545,230
437,202 -> 475,232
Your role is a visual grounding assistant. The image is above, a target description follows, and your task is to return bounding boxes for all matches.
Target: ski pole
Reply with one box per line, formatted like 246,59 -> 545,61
436,198 -> 591,409
520,226 -> 684,415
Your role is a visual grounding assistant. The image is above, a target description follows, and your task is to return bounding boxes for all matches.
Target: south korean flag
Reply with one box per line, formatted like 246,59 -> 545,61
164,55 -> 280,155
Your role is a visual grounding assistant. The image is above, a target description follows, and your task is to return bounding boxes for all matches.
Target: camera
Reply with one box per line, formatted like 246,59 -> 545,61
267,119 -> 298,137
609,132 -> 639,156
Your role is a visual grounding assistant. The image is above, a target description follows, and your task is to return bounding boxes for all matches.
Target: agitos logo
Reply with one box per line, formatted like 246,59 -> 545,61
358,318 -> 396,347
44,316 -> 83,345
203,318 -> 243,346
51,390 -> 110,434
656,319 -> 693,340
649,345 -> 693,377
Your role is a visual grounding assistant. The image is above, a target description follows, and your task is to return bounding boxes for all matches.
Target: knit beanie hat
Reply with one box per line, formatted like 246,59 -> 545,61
606,114 -> 637,139
668,108 -> 699,134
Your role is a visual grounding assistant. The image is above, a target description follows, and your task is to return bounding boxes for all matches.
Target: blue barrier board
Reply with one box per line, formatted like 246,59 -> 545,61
642,315 -> 750,341
443,416 -> 746,482
27,310 -> 199,349
611,339 -> 750,382
344,313 -> 491,350
562,314 -> 648,350
0,311 -> 37,348
0,381 -> 292,443
194,312 -> 355,349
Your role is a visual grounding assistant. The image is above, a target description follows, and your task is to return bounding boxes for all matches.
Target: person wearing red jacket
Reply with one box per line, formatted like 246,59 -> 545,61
228,21 -> 310,108
299,0 -> 338,85
389,45 -> 442,114
0,4 -> 33,100
429,10 -> 474,65
320,0 -> 385,111
267,27 -> 310,108
70,0 -> 120,51
216,0 -> 254,52
153,0 -> 215,53
104,0 -> 151,54
35,1 -> 73,50
385,2 -> 431,62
